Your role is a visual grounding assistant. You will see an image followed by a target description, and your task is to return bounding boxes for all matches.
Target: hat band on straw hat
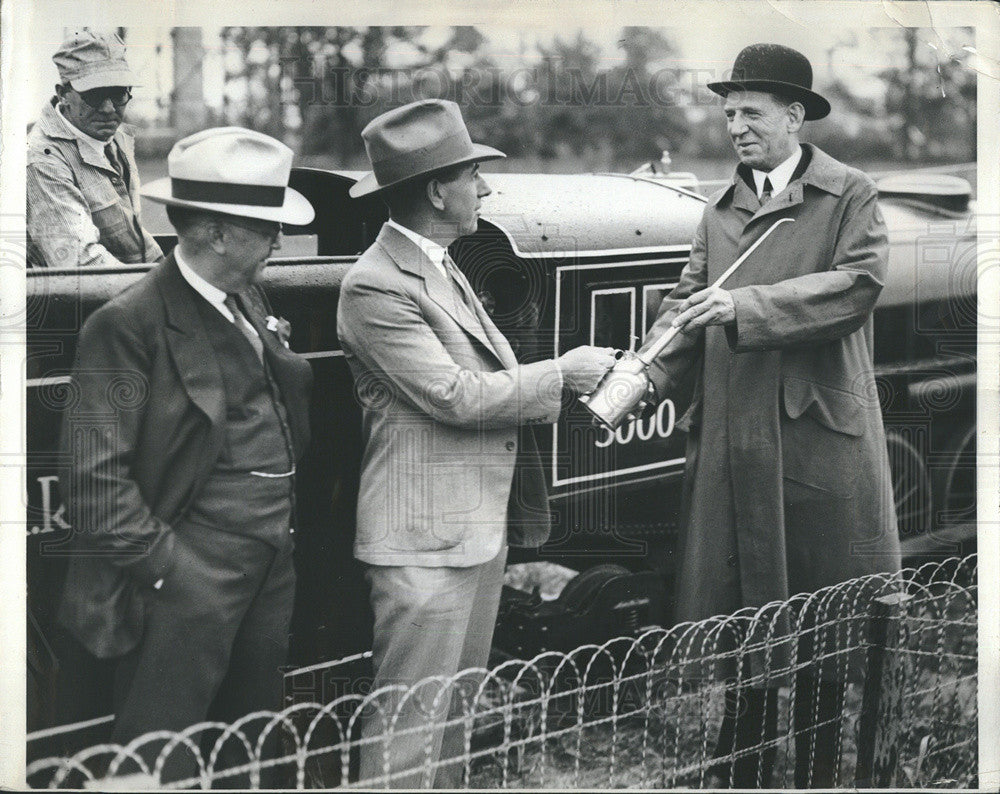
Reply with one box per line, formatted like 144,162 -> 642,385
170,178 -> 286,207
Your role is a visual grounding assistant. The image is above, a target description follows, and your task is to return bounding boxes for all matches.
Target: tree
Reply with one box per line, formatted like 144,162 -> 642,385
878,27 -> 976,161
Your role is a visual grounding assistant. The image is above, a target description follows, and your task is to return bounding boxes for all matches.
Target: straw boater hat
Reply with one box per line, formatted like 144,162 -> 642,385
707,43 -> 831,121
349,99 -> 505,198
143,127 -> 315,225
53,28 -> 139,91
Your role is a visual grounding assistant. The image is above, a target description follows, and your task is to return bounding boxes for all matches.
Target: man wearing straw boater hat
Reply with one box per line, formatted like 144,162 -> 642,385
27,28 -> 163,268
640,44 -> 900,788
58,127 -> 314,779
338,99 -> 615,787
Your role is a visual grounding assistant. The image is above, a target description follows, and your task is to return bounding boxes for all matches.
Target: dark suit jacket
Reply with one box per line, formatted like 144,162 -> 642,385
58,254 -> 312,659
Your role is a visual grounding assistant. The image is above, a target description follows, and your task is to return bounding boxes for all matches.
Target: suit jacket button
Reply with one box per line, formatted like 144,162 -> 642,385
727,554 -> 738,568
505,441 -> 516,451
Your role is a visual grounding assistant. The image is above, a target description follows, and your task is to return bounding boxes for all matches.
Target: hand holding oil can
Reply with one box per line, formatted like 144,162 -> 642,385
579,218 -> 795,430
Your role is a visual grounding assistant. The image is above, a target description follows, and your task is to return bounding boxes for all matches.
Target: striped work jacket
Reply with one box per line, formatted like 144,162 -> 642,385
26,99 -> 162,268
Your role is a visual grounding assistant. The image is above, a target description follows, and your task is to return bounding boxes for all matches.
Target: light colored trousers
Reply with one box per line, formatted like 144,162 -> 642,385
359,546 -> 508,789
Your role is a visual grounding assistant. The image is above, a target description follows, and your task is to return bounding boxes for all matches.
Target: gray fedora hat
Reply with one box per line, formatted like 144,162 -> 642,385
349,99 -> 505,198
707,43 -> 831,121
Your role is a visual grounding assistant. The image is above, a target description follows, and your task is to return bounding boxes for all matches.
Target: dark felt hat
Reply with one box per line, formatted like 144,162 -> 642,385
707,43 -> 831,120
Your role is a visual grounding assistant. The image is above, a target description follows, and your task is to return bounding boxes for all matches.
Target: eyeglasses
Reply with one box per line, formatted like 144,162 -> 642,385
224,219 -> 283,244
75,86 -> 133,109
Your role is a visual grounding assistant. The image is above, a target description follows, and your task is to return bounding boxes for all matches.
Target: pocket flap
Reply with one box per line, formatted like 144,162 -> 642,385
782,376 -> 865,437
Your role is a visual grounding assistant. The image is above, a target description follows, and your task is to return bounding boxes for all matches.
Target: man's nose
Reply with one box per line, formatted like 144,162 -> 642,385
476,174 -> 492,199
96,97 -> 118,113
728,114 -> 747,136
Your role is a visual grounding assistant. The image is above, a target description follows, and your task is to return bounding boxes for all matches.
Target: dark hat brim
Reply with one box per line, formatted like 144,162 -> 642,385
707,79 -> 831,120
349,143 -> 506,199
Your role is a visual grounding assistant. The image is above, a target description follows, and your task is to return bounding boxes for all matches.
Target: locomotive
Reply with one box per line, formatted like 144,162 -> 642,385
24,164 -> 976,739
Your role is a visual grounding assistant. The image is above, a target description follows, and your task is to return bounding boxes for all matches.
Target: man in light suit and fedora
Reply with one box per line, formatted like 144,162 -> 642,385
337,99 -> 616,787
59,127 -> 314,781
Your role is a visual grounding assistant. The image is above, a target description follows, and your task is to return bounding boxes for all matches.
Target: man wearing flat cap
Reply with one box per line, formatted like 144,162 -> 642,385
58,127 -> 314,779
338,99 -> 615,787
640,44 -> 900,788
27,28 -> 162,268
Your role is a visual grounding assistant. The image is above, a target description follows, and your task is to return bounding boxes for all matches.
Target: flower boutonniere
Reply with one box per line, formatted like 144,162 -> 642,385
265,315 -> 292,348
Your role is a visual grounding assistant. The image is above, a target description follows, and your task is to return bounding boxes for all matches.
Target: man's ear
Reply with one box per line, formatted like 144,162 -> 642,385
426,178 -> 446,212
206,220 -> 228,255
787,102 -> 806,133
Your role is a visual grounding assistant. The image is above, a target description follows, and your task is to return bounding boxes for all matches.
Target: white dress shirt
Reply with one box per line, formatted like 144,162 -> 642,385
386,218 -> 449,279
175,246 -> 259,338
752,146 -> 803,199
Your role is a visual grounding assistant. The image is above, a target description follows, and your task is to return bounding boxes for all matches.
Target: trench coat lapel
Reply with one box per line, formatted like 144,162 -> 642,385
729,177 -> 760,216
376,224 -> 507,365
155,255 -> 227,427
726,144 -> 849,224
728,173 -> 805,225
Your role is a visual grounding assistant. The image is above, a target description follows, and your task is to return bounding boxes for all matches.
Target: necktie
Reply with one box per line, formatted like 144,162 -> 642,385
105,142 -> 147,260
443,253 -> 479,313
760,176 -> 774,205
443,253 -> 515,366
224,294 -> 264,362
104,143 -> 123,178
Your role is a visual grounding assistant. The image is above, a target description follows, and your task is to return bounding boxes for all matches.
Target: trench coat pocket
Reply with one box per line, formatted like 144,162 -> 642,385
782,376 -> 865,437
781,377 -> 865,498
675,391 -> 702,433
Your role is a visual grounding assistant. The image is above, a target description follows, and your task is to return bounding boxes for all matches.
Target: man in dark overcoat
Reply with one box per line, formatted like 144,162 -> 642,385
641,44 -> 901,788
57,127 -> 315,783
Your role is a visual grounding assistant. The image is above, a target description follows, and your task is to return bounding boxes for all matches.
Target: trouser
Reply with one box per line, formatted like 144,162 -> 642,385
111,526 -> 296,787
360,546 -> 508,789
709,672 -> 846,788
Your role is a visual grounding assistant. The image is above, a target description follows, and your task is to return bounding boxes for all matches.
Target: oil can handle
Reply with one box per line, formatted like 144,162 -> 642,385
637,217 -> 794,365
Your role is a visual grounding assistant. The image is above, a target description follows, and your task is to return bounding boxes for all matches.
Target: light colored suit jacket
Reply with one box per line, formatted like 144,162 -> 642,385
337,224 -> 562,567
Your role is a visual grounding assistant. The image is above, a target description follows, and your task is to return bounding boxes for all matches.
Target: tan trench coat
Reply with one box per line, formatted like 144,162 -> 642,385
642,145 -> 901,680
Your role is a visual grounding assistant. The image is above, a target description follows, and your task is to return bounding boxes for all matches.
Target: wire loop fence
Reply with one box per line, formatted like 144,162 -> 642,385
27,555 -> 977,789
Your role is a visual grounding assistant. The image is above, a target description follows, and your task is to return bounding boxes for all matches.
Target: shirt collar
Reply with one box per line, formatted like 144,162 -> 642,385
174,247 -> 233,321
752,146 -> 802,198
386,218 -> 448,278
55,106 -> 116,165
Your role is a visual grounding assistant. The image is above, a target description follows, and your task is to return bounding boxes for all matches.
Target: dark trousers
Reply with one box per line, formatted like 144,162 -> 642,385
111,526 -> 295,786
709,672 -> 846,788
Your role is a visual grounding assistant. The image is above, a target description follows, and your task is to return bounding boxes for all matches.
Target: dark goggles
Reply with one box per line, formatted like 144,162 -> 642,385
74,86 -> 133,109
